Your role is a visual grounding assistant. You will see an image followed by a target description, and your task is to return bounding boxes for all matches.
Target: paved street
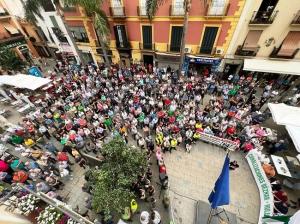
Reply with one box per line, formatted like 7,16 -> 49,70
164,142 -> 260,224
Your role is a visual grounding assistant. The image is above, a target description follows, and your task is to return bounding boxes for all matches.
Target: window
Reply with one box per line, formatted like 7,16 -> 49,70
170,26 -> 183,52
208,0 -> 227,16
277,31 -> 300,57
255,0 -> 278,21
69,26 -> 89,43
37,26 -> 49,42
111,0 -> 124,16
41,0 -> 56,12
114,25 -> 129,48
172,0 -> 185,15
142,26 -> 152,49
242,30 -> 262,51
139,0 -> 147,16
50,16 -> 59,28
200,27 -> 218,54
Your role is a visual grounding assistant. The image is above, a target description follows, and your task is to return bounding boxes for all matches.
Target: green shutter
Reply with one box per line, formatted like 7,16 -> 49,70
170,26 -> 183,52
142,26 -> 152,49
200,27 -> 218,54
50,16 -> 59,28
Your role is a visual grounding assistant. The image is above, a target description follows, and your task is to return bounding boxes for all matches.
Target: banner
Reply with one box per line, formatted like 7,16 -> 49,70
246,152 -> 274,223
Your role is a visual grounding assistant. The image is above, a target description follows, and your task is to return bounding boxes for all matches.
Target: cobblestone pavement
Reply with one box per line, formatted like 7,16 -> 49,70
164,142 -> 260,224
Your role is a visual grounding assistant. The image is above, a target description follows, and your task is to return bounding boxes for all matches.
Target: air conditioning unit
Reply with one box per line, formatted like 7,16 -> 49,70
215,48 -> 224,55
184,47 -> 192,53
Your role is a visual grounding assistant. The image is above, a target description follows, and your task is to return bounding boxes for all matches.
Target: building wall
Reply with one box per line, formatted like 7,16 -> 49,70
226,0 -> 300,60
64,0 -> 245,65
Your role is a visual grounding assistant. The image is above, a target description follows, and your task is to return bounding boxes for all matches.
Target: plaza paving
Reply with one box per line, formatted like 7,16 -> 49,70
164,142 -> 260,224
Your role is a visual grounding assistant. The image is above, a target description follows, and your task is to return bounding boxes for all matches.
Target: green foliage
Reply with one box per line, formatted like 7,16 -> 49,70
90,137 -> 147,217
22,0 -> 44,24
64,0 -> 109,36
0,49 -> 26,71
146,0 -> 166,21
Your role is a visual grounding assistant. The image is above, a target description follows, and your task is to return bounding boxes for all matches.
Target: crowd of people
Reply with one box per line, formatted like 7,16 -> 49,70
0,59 -> 298,222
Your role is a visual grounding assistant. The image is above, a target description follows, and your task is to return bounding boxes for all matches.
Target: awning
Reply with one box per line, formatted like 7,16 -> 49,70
0,74 -> 51,90
268,103 -> 300,126
286,125 -> 300,153
243,59 -> 300,76
268,103 -> 300,153
243,30 -> 262,51
3,23 -> 19,35
277,31 -> 300,57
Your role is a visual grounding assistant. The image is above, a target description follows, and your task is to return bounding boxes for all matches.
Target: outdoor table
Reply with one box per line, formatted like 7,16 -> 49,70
271,155 -> 292,177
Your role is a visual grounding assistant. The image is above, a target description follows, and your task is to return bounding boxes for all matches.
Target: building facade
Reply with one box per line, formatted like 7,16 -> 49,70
224,0 -> 300,76
63,0 -> 245,70
0,0 -> 39,62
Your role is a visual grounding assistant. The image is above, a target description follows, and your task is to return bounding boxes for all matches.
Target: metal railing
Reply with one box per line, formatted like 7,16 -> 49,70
109,6 -> 125,17
269,46 -> 299,59
198,46 -> 217,55
139,42 -> 155,51
235,45 -> 259,57
167,44 -> 181,52
291,10 -> 300,25
169,4 -> 185,16
249,10 -> 278,24
205,3 -> 230,16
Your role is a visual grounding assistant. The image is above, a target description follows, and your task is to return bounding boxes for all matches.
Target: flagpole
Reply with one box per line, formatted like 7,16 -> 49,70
207,208 -> 213,224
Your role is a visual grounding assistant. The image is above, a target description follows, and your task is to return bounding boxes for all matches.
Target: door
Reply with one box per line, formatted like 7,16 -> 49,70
114,25 -> 129,48
200,27 -> 218,54
142,26 -> 152,50
170,26 -> 183,52
143,55 -> 153,66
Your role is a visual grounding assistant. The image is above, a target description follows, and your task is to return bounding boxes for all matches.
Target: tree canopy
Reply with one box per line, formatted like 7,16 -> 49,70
0,49 -> 26,71
90,137 -> 147,218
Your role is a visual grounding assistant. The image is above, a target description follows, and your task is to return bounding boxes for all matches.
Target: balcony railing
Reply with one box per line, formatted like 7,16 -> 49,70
249,10 -> 278,25
139,42 -> 155,51
235,45 -> 259,56
137,6 -> 147,17
109,6 -> 125,17
197,46 -> 216,55
269,47 -> 299,59
0,33 -> 24,44
205,3 -> 230,17
291,10 -> 300,25
169,4 -> 185,16
167,44 -> 181,52
116,41 -> 130,49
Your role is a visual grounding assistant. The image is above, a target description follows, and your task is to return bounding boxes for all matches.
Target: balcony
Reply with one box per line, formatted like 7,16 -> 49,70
109,6 -> 125,18
269,47 -> 299,59
235,45 -> 260,57
249,10 -> 278,25
139,42 -> 155,51
0,33 -> 25,45
169,4 -> 185,17
116,41 -> 130,50
291,10 -> 300,25
205,3 -> 230,17
197,46 -> 216,55
137,6 -> 147,17
167,44 -> 181,52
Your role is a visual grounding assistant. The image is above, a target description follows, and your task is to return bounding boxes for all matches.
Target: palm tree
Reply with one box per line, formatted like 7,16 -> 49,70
146,0 -> 192,74
64,0 -> 111,67
22,0 -> 84,64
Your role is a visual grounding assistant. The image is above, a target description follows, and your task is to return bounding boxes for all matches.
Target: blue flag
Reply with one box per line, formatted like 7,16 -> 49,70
208,154 -> 230,209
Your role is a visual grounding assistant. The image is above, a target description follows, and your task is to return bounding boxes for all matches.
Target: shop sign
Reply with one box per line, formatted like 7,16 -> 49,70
188,57 -> 221,65
246,152 -> 273,223
0,38 -> 26,52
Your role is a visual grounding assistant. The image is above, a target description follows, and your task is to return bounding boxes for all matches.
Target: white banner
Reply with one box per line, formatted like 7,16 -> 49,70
246,151 -> 274,224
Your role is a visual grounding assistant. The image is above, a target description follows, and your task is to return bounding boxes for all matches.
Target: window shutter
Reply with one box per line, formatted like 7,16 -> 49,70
200,27 -> 218,54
